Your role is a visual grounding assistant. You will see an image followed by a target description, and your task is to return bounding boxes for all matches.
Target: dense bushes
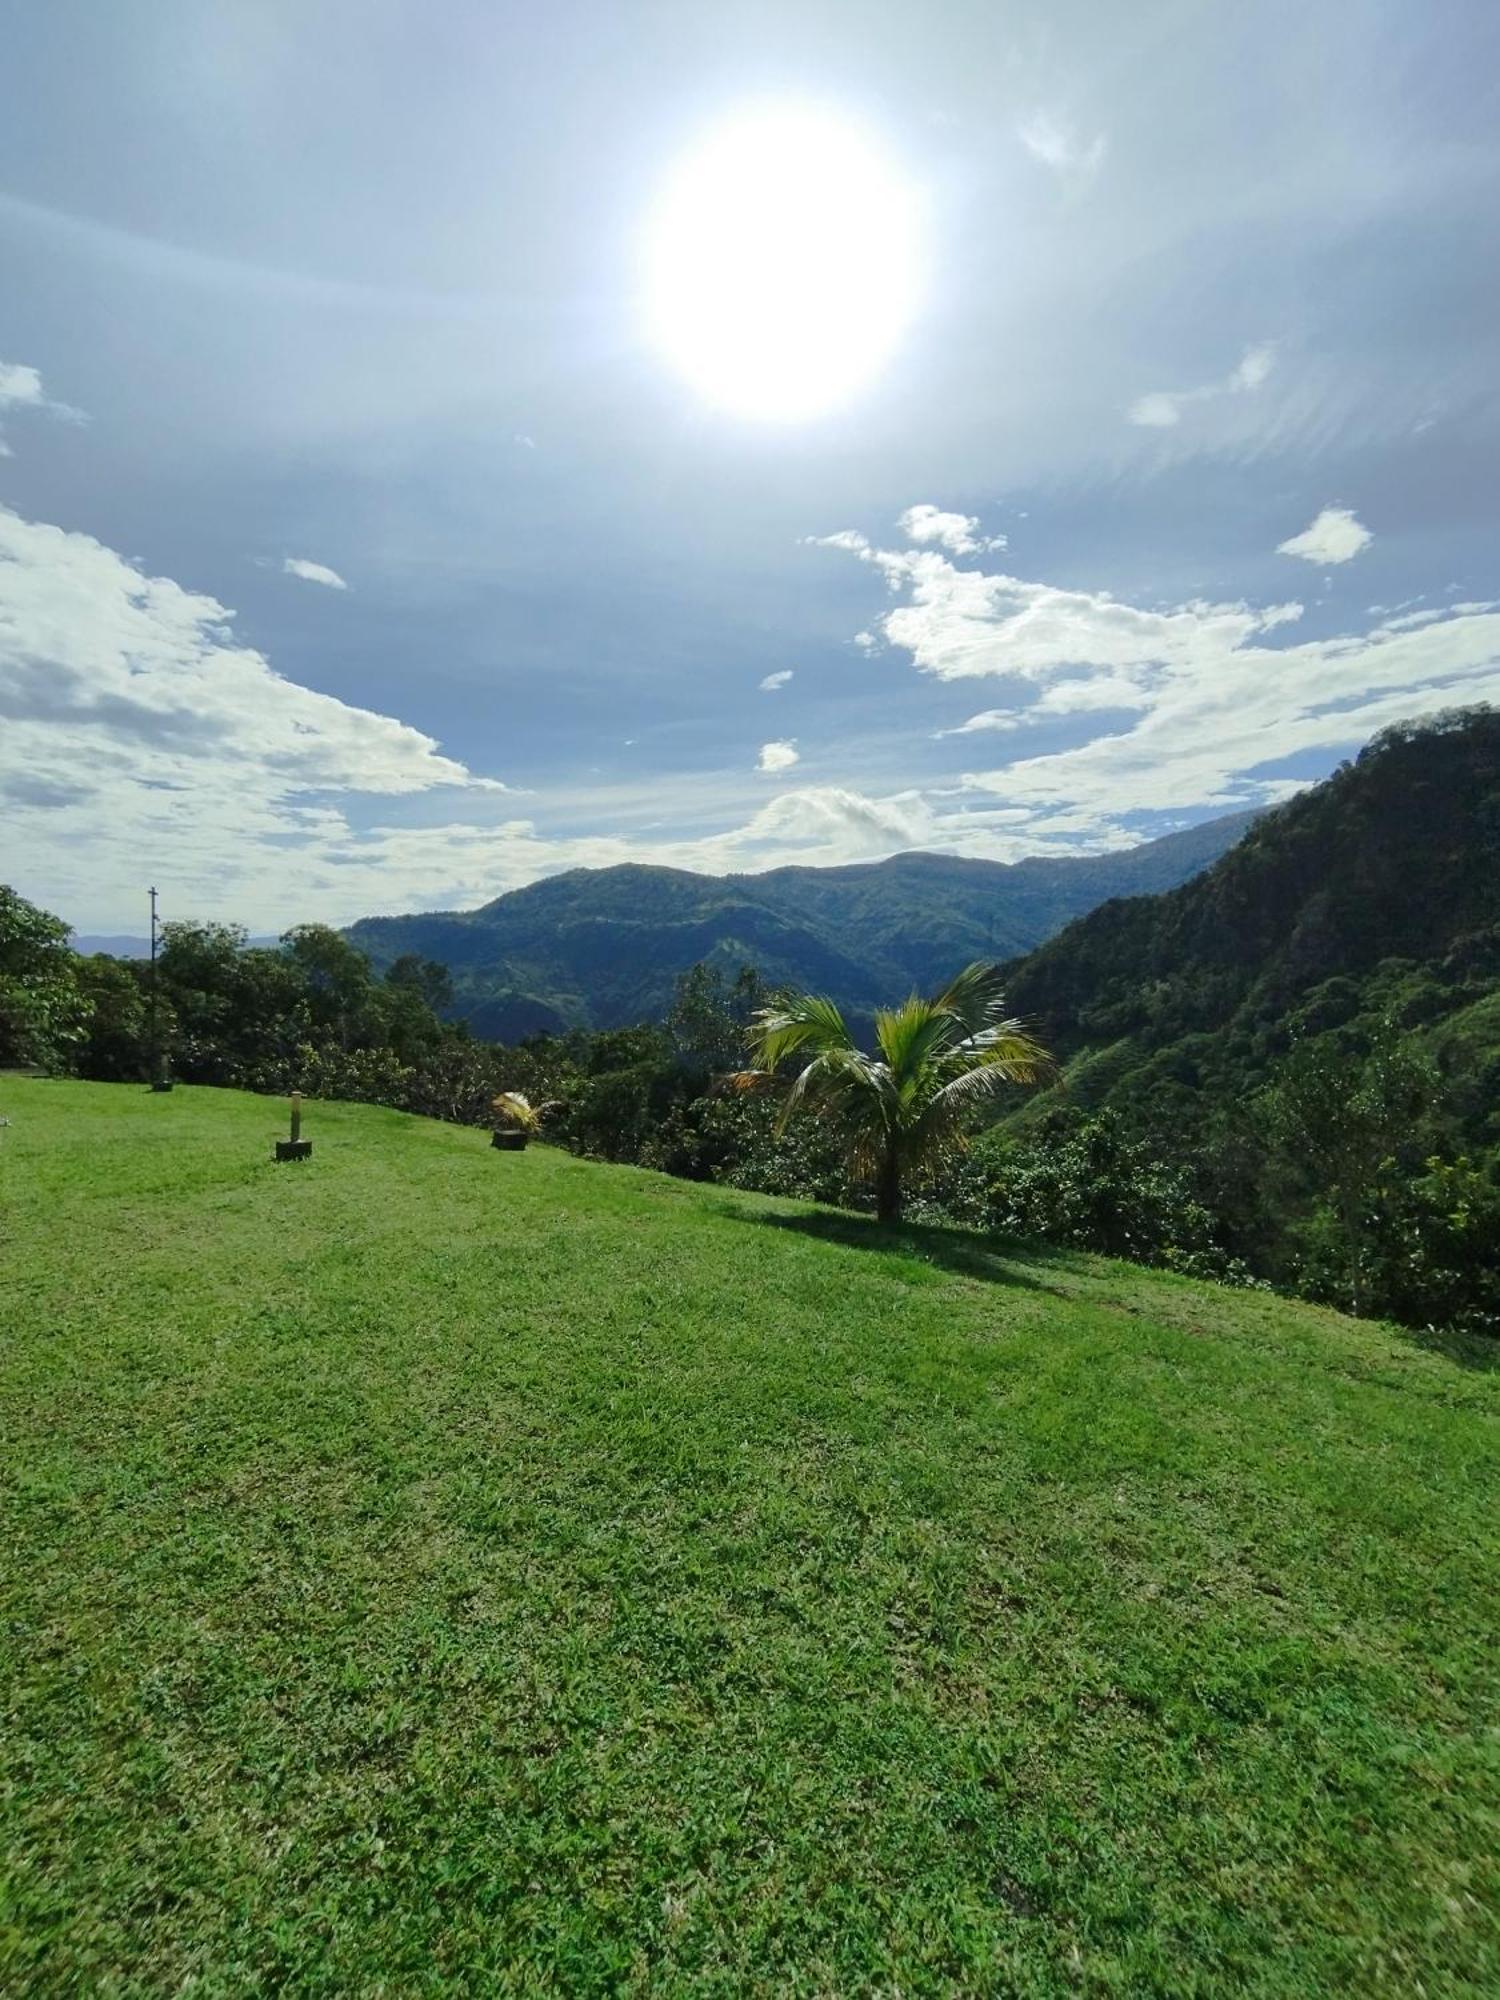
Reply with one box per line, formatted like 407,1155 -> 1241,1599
4,879 -> 1494,1339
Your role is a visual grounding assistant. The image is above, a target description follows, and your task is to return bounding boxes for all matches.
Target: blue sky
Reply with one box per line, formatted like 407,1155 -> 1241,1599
2,0 -> 1498,932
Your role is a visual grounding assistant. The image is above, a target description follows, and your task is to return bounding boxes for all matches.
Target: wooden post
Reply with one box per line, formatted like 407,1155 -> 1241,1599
148,886 -> 173,1090
275,1091 -> 312,1162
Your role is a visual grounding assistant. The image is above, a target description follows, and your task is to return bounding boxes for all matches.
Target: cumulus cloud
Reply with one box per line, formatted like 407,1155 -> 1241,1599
1276,506 -> 1373,565
1017,111 -> 1107,188
815,523 -> 1500,842
0,357 -> 83,454
0,501 -> 517,927
757,739 -> 799,773
759,669 -> 794,691
283,556 -> 349,590
1128,343 -> 1276,428
898,504 -> 1005,558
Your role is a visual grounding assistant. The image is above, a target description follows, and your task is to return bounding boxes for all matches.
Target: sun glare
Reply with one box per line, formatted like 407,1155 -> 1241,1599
644,104 -> 924,422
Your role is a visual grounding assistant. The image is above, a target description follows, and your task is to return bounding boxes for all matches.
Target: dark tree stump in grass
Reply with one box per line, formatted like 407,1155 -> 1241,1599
491,1130 -> 528,1151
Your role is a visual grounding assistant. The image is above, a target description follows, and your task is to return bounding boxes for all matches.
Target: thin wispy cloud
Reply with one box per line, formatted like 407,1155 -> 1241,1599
1017,110 -> 1107,188
759,669 -> 794,691
1128,343 -> 1276,428
283,557 -> 349,590
1277,506 -> 1373,565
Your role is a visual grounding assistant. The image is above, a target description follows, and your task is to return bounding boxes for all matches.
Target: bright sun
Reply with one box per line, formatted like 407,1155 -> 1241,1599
645,104 -> 924,422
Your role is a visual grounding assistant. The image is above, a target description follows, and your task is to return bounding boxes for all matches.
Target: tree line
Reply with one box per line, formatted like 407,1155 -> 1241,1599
3,883 -> 1495,1338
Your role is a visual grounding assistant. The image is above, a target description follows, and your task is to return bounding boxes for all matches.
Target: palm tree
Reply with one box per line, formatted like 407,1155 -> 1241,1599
729,962 -> 1052,1224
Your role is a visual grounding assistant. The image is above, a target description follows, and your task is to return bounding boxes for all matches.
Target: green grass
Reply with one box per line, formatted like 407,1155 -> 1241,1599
2,1080 -> 1496,1996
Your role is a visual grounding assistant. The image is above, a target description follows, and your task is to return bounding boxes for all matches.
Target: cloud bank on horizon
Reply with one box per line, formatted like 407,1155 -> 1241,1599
0,0 -> 1497,931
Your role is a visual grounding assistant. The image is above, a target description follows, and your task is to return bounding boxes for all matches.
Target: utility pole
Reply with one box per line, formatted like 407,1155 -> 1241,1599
149,886 -> 172,1091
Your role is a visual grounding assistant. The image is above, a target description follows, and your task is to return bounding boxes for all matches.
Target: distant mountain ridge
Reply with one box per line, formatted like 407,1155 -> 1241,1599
344,813 -> 1257,1036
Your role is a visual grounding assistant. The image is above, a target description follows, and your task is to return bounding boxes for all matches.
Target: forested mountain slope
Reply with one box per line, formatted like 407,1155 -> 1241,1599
345,812 -> 1253,1036
999,709 -> 1500,1156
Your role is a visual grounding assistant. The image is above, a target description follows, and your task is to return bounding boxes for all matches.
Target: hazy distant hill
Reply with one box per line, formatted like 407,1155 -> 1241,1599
344,813 -> 1256,1036
71,933 -> 277,958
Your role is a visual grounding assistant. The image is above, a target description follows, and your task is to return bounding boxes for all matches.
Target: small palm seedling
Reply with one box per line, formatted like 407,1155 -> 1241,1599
728,961 -> 1051,1223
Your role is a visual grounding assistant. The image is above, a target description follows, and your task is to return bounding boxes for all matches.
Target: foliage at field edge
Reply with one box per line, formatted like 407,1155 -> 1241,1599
3,712 -> 1497,1334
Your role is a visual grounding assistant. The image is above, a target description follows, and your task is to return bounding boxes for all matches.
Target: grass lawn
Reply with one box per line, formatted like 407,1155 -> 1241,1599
2,1079 -> 1496,1995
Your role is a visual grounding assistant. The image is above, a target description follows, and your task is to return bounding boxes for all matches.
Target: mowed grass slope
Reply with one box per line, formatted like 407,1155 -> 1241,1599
2,1081 -> 1496,1997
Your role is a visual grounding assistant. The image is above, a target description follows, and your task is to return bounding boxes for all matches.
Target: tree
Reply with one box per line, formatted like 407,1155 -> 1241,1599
280,925 -> 376,1051
668,962 -> 767,1079
733,962 -> 1051,1224
1261,1024 -> 1436,1316
0,886 -> 89,1070
75,954 -> 149,1081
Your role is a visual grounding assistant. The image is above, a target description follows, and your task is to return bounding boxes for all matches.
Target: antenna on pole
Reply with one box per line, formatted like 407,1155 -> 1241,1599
148,885 -> 173,1091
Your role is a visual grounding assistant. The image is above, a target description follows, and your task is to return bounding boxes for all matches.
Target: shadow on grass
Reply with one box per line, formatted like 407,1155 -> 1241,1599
730,1204 -> 1067,1295
728,1203 -> 1500,1369
1394,1321 -> 1500,1372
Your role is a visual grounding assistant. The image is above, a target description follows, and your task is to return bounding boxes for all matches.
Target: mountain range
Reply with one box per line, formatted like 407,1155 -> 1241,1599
343,812 -> 1257,1037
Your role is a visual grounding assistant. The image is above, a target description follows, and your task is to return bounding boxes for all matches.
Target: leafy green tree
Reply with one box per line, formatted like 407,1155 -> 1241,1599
74,955 -> 150,1081
0,886 -> 89,1069
1261,1025 -> 1436,1316
668,962 -> 767,1079
734,962 -> 1050,1224
385,954 -> 454,1014
281,925 -> 377,1051
978,1111 -> 1227,1268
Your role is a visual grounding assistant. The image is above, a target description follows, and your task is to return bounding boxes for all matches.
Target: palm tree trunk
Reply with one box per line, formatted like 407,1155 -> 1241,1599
876,1143 -> 902,1226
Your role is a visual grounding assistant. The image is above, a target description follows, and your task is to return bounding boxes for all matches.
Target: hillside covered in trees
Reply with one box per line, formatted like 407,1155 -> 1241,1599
1000,709 -> 1500,1149
343,813 -> 1254,1037
5,712 -> 1496,1336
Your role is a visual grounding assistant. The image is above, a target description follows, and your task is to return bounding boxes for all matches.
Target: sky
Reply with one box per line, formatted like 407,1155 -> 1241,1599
2,0 -> 1499,934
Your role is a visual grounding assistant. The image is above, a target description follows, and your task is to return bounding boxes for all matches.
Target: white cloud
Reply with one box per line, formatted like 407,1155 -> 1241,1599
1017,111 -> 1107,187
853,630 -> 878,653
0,501 -> 517,928
757,739 -> 799,773
1231,344 -> 1276,391
817,522 -> 1500,844
936,709 -> 1023,738
283,556 -> 349,590
1128,343 -> 1276,428
1276,506 -> 1373,565
898,504 -> 1005,558
759,669 -> 794,691
0,361 -> 46,409
0,496 -> 1080,915
0,357 -> 83,455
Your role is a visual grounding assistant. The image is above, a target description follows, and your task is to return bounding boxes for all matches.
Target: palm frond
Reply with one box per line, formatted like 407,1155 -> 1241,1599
873,995 -> 960,1079
931,961 -> 1017,1044
746,991 -> 854,1071
936,1018 -> 1053,1086
773,1045 -> 886,1138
